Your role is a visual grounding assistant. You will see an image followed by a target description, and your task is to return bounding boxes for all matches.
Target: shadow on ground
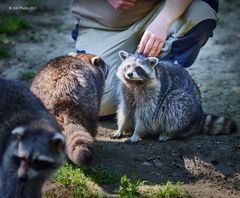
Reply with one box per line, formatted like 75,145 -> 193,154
94,119 -> 240,194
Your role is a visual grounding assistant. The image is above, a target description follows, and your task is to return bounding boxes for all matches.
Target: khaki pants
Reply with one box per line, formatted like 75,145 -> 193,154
75,0 -> 217,116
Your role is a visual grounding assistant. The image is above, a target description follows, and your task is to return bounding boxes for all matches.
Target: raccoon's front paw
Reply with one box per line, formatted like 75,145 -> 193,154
125,134 -> 140,144
111,131 -> 122,139
125,139 -> 137,144
158,135 -> 171,142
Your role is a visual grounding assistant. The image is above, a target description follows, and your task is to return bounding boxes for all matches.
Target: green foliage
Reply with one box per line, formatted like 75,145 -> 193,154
146,181 -> 191,198
54,164 -> 86,186
0,16 -> 28,34
0,35 -> 13,45
115,175 -> 142,198
84,166 -> 120,185
223,107 -> 237,117
71,187 -> 97,198
54,164 -> 93,197
220,3 -> 240,13
20,71 -> 35,80
43,192 -> 57,198
48,164 -> 192,198
53,164 -> 101,198
0,48 -> 10,58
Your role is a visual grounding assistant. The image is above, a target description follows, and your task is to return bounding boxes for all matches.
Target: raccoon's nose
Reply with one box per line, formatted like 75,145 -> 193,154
127,73 -> 133,78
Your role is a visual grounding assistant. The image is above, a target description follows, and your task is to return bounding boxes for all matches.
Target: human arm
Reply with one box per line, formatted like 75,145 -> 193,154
138,0 -> 193,57
106,0 -> 136,10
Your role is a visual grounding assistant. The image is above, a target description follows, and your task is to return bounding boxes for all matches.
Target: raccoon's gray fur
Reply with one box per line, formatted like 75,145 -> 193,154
113,51 -> 237,143
31,53 -> 105,166
0,78 -> 65,198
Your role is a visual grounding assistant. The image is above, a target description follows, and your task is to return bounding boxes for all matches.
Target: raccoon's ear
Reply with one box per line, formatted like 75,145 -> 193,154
119,50 -> 130,61
11,126 -> 26,139
51,133 -> 65,151
91,56 -> 105,67
146,57 -> 159,68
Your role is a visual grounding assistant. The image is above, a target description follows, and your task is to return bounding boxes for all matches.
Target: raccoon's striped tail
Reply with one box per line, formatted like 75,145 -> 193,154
201,114 -> 238,135
65,124 -> 94,166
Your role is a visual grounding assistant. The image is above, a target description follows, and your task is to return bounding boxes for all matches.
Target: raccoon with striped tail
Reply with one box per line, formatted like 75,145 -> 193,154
112,51 -> 238,143
0,78 -> 65,198
31,52 -> 106,166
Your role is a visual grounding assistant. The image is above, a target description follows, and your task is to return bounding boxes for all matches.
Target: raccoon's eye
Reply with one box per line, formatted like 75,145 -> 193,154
124,65 -> 131,72
135,66 -> 146,76
31,159 -> 56,171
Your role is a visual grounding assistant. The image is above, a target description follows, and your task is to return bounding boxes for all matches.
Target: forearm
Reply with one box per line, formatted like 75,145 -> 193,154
138,0 -> 193,56
156,0 -> 193,26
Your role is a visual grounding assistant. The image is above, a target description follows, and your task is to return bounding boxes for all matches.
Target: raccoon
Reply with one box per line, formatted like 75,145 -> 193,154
31,52 -> 105,166
112,50 -> 238,143
0,78 -> 65,198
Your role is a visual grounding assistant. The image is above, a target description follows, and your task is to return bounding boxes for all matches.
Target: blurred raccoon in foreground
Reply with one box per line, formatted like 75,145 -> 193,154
113,51 -> 238,143
0,78 -> 65,198
31,52 -> 105,166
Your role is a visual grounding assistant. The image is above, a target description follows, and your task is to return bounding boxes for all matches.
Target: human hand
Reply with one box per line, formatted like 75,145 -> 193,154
107,0 -> 136,10
138,16 -> 171,57
138,0 -> 193,57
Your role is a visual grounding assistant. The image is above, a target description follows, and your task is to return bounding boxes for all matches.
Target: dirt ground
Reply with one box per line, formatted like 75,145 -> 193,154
0,0 -> 240,197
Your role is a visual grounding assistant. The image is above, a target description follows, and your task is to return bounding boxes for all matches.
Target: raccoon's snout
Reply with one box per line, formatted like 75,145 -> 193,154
17,160 -> 29,182
127,72 -> 133,78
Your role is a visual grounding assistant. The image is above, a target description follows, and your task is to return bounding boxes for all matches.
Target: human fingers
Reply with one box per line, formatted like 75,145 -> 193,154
119,1 -> 135,9
123,0 -> 136,3
148,40 -> 160,57
148,40 -> 164,57
143,37 -> 155,55
126,0 -> 137,3
138,32 -> 150,54
107,0 -> 136,10
155,42 -> 164,57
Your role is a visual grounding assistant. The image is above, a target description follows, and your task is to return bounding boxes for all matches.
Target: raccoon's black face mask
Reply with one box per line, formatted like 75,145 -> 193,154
119,50 -> 159,82
9,126 -> 65,183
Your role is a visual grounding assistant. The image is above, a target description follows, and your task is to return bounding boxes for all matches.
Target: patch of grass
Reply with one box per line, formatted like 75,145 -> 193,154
0,16 -> 27,34
25,1 -> 55,13
53,163 -> 99,198
146,181 -> 192,198
53,164 -> 120,197
47,165 -> 192,198
223,107 -> 237,117
0,48 -> 10,58
115,175 -> 143,198
0,34 -> 13,45
20,71 -> 35,80
84,166 -> 120,185
71,187 -> 98,198
216,19 -> 224,27
220,1 -> 240,13
221,4 -> 234,13
43,192 -> 57,198
54,164 -> 85,185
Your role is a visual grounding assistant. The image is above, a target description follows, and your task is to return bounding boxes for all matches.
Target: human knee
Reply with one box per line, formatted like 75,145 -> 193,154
162,18 -> 217,68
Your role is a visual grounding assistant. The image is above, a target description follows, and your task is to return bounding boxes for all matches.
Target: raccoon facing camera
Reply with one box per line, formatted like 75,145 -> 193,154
0,78 -> 65,198
113,51 -> 237,144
